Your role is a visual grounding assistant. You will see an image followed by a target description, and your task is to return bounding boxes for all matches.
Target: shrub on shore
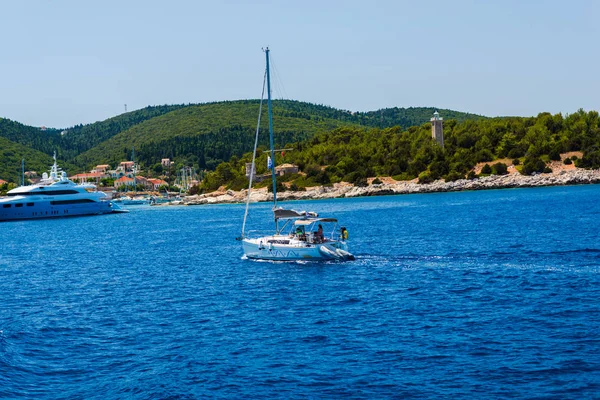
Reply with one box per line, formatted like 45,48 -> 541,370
492,162 -> 508,175
481,164 -> 492,175
444,171 -> 464,182
418,171 -> 434,184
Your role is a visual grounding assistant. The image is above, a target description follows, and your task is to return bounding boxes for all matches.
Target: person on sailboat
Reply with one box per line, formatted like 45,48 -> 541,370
296,226 -> 306,241
341,227 -> 349,241
316,224 -> 324,243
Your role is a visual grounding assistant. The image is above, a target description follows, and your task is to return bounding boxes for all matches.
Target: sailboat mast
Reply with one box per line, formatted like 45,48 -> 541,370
265,48 -> 277,210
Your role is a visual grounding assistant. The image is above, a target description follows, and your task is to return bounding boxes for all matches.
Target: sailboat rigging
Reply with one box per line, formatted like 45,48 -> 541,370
240,48 -> 354,261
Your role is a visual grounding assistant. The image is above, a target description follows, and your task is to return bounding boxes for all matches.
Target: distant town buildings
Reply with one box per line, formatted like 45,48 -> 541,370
70,172 -> 105,184
161,158 -> 171,168
431,111 -> 444,147
0,179 -> 7,186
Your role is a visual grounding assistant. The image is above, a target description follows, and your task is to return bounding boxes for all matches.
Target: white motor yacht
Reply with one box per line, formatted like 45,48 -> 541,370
0,154 -> 126,222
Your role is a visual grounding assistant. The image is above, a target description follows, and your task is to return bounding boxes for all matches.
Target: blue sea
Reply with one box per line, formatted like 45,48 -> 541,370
1,185 -> 599,399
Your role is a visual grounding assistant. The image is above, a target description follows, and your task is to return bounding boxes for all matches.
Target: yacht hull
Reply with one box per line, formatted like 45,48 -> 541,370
0,200 -> 115,222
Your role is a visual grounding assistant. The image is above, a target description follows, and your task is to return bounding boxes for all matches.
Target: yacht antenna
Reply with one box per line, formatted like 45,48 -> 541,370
21,159 -> 25,186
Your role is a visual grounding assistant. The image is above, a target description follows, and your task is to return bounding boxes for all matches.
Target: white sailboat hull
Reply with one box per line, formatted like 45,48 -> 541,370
242,236 -> 354,261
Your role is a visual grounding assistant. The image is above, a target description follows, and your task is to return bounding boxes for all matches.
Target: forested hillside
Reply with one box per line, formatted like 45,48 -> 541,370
199,109 -> 600,191
0,136 -> 76,182
0,118 -> 63,155
260,101 -> 485,128
0,105 -> 187,161
73,100 -> 357,171
1,100 -> 485,175
56,105 -> 188,160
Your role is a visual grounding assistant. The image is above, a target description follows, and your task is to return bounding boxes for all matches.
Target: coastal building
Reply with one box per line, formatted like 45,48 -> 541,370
431,111 -> 444,147
0,179 -> 7,186
161,158 -> 171,168
275,163 -> 299,177
148,178 -> 168,190
135,176 -> 149,189
114,176 -> 136,188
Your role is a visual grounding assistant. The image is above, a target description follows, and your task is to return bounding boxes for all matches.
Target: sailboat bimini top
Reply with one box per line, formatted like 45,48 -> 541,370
294,218 -> 338,226
273,208 -> 318,220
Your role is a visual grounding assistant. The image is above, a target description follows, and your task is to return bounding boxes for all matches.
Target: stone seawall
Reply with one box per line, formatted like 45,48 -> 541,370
182,169 -> 600,205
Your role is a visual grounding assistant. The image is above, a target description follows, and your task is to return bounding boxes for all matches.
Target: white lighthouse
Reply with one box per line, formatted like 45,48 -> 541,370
431,111 -> 444,147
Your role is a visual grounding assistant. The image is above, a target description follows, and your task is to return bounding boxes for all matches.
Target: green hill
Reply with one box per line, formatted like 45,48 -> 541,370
245,101 -> 486,128
73,100 -> 355,171
56,105 -> 187,160
0,136 -> 77,183
72,100 -> 485,171
1,100 -> 487,175
359,106 -> 485,128
0,105 -> 187,161
0,118 -> 62,156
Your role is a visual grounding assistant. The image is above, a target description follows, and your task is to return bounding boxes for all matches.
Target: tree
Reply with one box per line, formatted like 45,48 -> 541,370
491,162 -> 508,175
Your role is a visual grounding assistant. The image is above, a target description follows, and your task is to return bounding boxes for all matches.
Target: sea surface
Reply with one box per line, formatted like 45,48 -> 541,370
1,185 -> 599,399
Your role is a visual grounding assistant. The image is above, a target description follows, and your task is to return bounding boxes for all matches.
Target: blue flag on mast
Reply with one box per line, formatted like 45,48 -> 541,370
267,156 -> 273,170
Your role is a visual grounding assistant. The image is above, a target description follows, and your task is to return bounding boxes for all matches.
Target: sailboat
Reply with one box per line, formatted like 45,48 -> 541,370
239,48 -> 354,262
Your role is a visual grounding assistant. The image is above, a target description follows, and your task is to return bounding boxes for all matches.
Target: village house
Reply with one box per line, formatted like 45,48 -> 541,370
135,176 -> 150,189
147,178 -> 168,190
93,164 -> 110,174
0,179 -> 8,186
113,175 -> 156,190
69,172 -> 106,184
113,176 -> 136,188
24,171 -> 41,184
117,161 -> 135,173
161,158 -> 171,168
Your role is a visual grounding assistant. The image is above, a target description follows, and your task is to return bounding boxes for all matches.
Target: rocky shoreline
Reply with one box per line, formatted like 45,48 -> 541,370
181,169 -> 600,205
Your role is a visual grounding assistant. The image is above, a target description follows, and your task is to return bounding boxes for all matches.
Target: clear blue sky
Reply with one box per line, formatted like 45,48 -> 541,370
1,0 -> 598,128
